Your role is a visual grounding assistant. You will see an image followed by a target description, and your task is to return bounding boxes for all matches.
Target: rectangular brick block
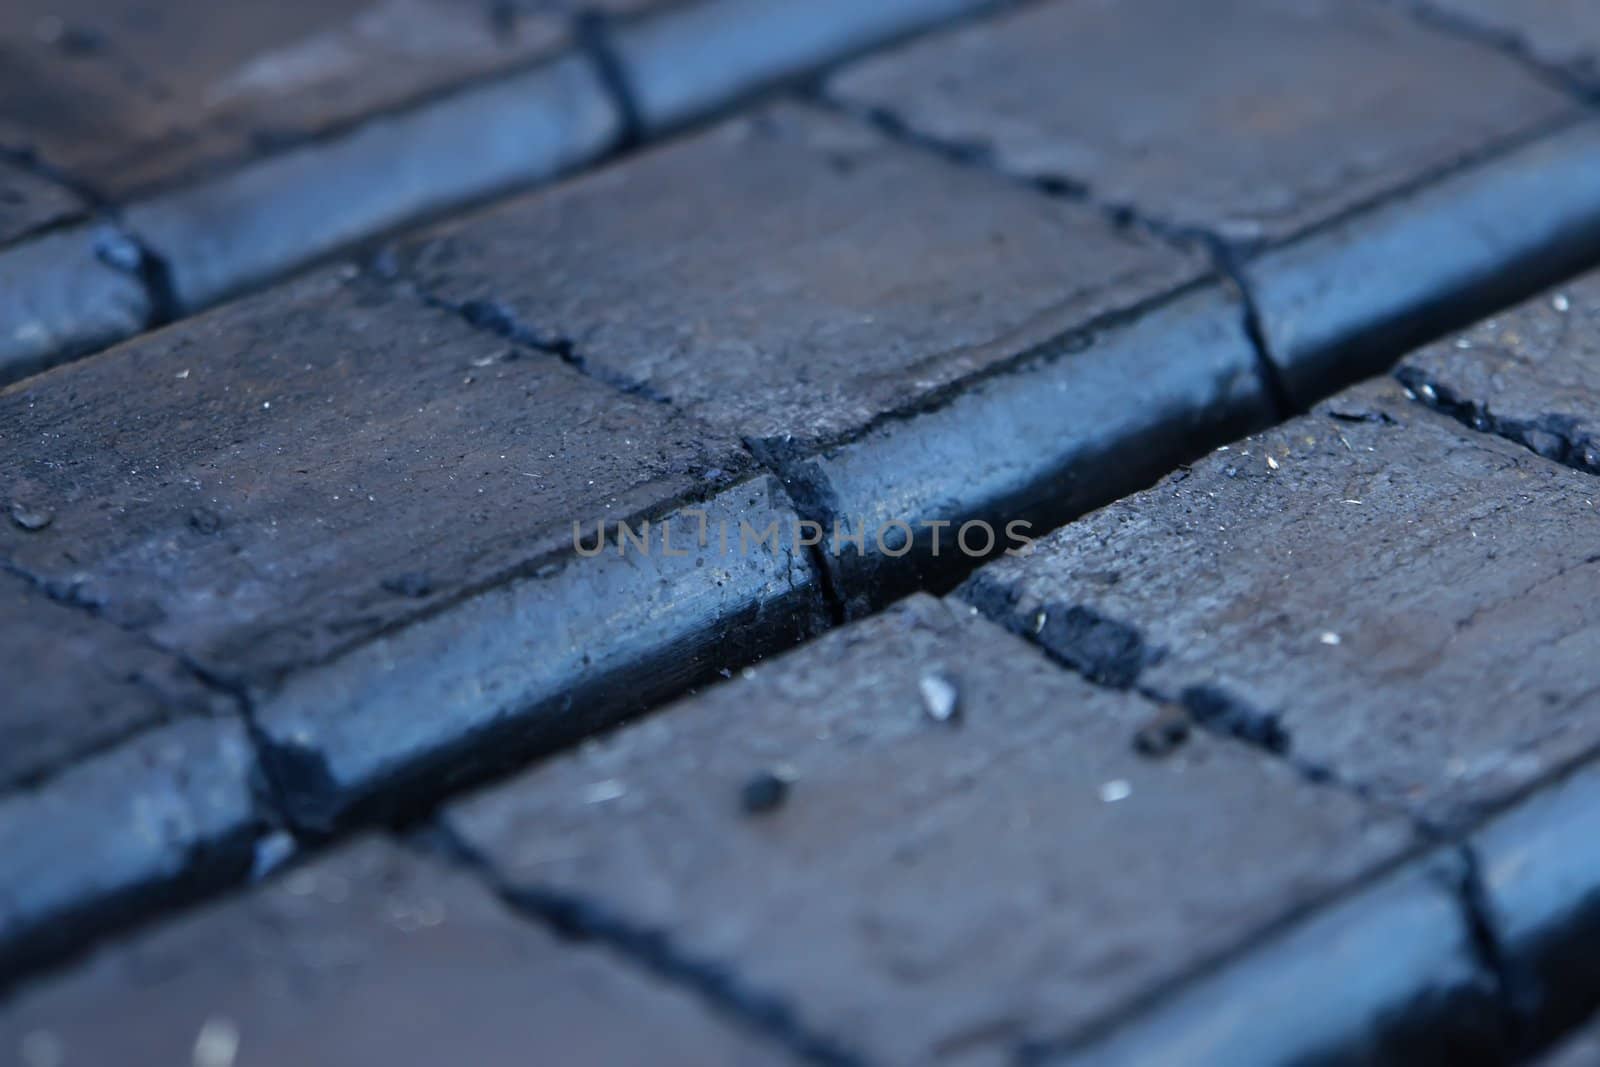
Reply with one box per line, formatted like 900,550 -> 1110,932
388,102 -> 1204,448
125,52 -> 619,311
0,0 -> 572,198
830,0 -> 1600,402
448,594 -> 1412,1062
0,837 -> 782,1066
0,266 -> 825,832
1396,268 -> 1600,473
829,0 -> 1573,244
1245,120 -> 1600,402
961,377 -> 1600,828
0,267 -> 743,682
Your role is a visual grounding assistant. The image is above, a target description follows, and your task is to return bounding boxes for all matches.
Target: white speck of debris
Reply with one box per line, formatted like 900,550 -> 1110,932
740,666 -> 757,680
1454,337 -> 1473,350
176,368 -> 190,380
1266,455 -> 1280,471
193,1017 -> 240,1067
1417,383 -> 1437,401
1100,779 -> 1132,803
261,401 -> 271,410
1034,609 -> 1048,634
918,673 -> 959,722
1553,293 -> 1571,313
582,779 -> 627,804
1319,631 -> 1341,646
1215,445 -> 1230,452
19,1031 -> 64,1067
1343,499 -> 1362,505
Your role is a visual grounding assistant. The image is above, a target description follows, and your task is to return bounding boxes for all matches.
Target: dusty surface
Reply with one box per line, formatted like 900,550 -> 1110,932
0,266 -> 745,683
5,0 -> 1600,1056
0,836 -> 782,1066
962,377 -> 1600,828
449,594 -> 1411,1063
1398,269 -> 1600,474
829,0 -> 1575,243
389,102 -> 1203,447
0,0 -> 572,197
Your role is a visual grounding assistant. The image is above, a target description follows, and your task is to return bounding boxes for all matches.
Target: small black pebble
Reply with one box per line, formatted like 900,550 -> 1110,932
740,772 -> 788,815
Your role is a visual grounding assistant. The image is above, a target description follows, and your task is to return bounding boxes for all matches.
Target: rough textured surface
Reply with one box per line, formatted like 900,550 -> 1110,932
1426,0 -> 1600,87
828,0 -> 1575,243
1051,854 -> 1503,1066
0,159 -> 82,246
961,377 -> 1600,828
0,0 -> 572,198
615,0 -> 990,130
0,570 -> 224,793
0,266 -> 747,686
0,837 -> 782,1066
1474,762 -> 1600,1046
1397,268 -> 1600,474
0,223 -> 150,384
390,102 -> 1204,447
792,285 -> 1271,612
450,594 -> 1412,1063
0,716 -> 259,976
1247,119 -> 1600,404
126,52 -> 619,311
256,477 -> 825,832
